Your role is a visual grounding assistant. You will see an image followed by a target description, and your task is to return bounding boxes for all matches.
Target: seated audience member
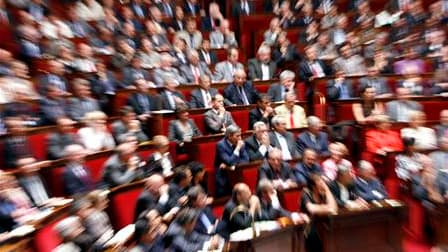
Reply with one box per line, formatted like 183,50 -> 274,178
102,142 -> 144,188
15,158 -> 52,207
329,165 -> 368,209
222,183 -> 261,235
160,79 -> 188,111
53,216 -> 95,252
122,57 -> 152,88
332,43 -> 367,76
175,17 -> 203,49
245,121 -> 274,161
401,111 -> 437,150
179,49 -> 212,84
67,78 -> 100,122
435,110 -> 448,138
430,136 -> 448,171
386,87 -> 422,122
47,117 -> 79,160
146,135 -> 175,177
168,105 -> 202,152
0,175 -> 22,232
17,25 -> 42,63
189,74 -> 219,109
134,174 -> 175,221
39,59 -> 70,96
274,93 -> 307,129
3,87 -> 40,127
327,70 -> 355,101
0,60 -> 39,103
396,137 -> 427,181
365,115 -> 403,156
198,39 -> 218,66
171,36 -> 188,66
314,32 -> 337,60
153,53 -> 187,87
138,37 -> 161,69
294,149 -> 323,185
73,43 -> 97,73
299,20 -> 319,44
322,142 -> 353,181
359,65 -> 393,97
204,94 -> 236,134
39,84 -> 69,125
189,162 -> 208,193
258,148 -> 297,190
165,208 -> 222,252
131,213 -> 166,252
127,79 -> 161,122
213,47 -> 244,82
167,166 -> 193,205
144,20 -> 170,51
432,67 -> 448,95
399,65 -> 430,96
247,45 -> 277,81
298,45 -> 332,85
231,0 -> 255,17
78,111 -> 115,152
352,85 -> 385,125
269,115 -> 301,161
393,47 -> 426,75
249,94 -> 274,130
62,144 -> 94,196
273,31 -> 301,66
215,125 -> 249,197
210,19 -> 238,49
89,61 -> 119,111
411,156 -> 445,206
223,69 -> 259,106
257,179 -> 309,223
3,118 -> 34,168
296,116 -> 330,157
111,37 -> 135,69
263,17 -> 281,46
267,70 -> 296,102
187,186 -> 219,235
354,160 -> 388,201
301,174 -> 338,252
112,106 -> 148,144
201,2 -> 224,32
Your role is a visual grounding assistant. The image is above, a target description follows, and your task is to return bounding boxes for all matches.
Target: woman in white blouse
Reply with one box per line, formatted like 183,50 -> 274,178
401,111 -> 437,150
78,111 -> 115,152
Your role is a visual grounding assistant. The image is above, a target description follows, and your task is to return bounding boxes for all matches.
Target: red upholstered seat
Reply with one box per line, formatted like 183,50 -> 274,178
30,132 -> 49,161
189,141 -> 218,195
85,156 -> 110,184
231,110 -> 249,132
422,101 -> 447,121
190,113 -> 206,134
34,217 -> 65,252
108,185 -> 144,230
212,204 -> 225,220
237,164 -> 259,193
280,188 -> 302,212
44,167 -> 65,197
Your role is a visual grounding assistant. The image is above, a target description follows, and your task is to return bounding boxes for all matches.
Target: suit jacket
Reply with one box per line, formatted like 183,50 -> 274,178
67,97 -> 100,121
269,131 -> 301,160
122,67 -> 150,86
39,98 -> 68,125
165,222 -> 210,252
274,104 -> 307,129
183,2 -> 201,16
146,153 -> 175,175
170,19 -> 186,32
189,87 -> 219,109
272,44 -> 301,66
149,34 -> 171,50
175,30 -> 203,49
198,49 -> 218,66
326,79 -> 355,101
168,119 -> 202,143
354,177 -> 388,202
248,108 -> 272,130
296,131 -> 329,156
134,189 -> 171,221
435,124 -> 448,138
3,136 -> 33,168
221,199 -> 261,238
102,155 -> 143,188
213,61 -> 245,82
204,109 -> 235,134
62,162 -> 94,196
127,93 -> 161,115
47,132 -> 79,160
194,207 -> 217,235
293,162 -> 323,185
153,67 -> 187,87
111,120 -> 148,143
298,59 -> 332,83
223,82 -> 259,105
257,159 -> 294,184
267,83 -> 290,102
328,180 -> 359,207
247,59 -> 277,80
214,138 -> 249,196
200,16 -> 220,32
209,31 -> 238,49
386,100 -> 422,122
244,135 -> 272,161
179,63 -> 213,84
259,200 -> 291,221
160,90 -> 187,111
231,0 -> 255,16
359,77 -> 390,96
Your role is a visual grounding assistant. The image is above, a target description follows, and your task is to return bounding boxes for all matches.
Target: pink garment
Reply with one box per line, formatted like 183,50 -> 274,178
322,158 -> 353,181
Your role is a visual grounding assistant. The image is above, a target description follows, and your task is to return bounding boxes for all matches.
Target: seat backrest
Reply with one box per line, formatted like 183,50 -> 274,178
108,185 -> 144,230
85,155 -> 110,184
231,110 -> 249,132
34,217 -> 65,252
30,132 -> 49,161
190,113 -> 206,134
280,188 -> 302,212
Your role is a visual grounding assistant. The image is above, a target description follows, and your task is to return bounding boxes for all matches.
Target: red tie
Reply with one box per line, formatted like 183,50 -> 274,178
290,112 -> 295,128
193,67 -> 200,83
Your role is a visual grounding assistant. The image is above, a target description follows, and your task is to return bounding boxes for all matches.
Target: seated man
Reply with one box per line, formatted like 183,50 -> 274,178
293,149 -> 323,186
16,158 -> 52,207
102,142 -> 145,188
332,42 -> 367,76
213,47 -> 244,82
62,144 -> 94,196
248,94 -> 274,130
132,213 -> 166,252
267,70 -> 296,102
215,125 -> 249,197
245,121 -> 274,161
189,75 -> 219,109
326,70 -> 355,101
269,115 -> 301,161
221,183 -> 262,235
223,69 -> 259,106
329,165 -> 368,209
47,117 -> 80,160
296,116 -> 330,157
3,117 -> 35,168
167,167 -> 193,208
187,186 -> 221,235
53,216 -> 95,252
127,79 -> 161,122
247,45 -> 277,81
204,94 -> 236,134
153,53 -> 187,87
179,49 -> 212,84
146,135 -> 175,177
160,79 -> 188,111
354,160 -> 388,201
386,87 -> 422,122
67,78 -> 100,122
274,93 -> 307,129
430,136 -> 448,171
111,106 -> 148,144
435,109 -> 448,138
257,148 -> 297,190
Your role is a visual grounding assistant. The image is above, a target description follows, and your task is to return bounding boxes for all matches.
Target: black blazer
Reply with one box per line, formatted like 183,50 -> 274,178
189,88 -> 219,109
244,134 -> 270,161
223,82 -> 259,105
248,108 -> 272,130
247,59 -> 277,80
127,93 -> 161,115
328,180 -> 358,207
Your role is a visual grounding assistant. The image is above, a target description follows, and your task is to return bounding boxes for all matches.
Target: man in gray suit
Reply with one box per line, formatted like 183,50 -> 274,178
430,136 -> 448,171
267,70 -> 296,102
247,45 -> 277,81
386,87 -> 422,122
47,117 -> 80,160
213,47 -> 244,82
153,53 -> 187,87
67,78 -> 100,121
189,75 -> 219,108
269,115 -> 301,161
175,17 -> 203,49
359,66 -> 392,97
204,94 -> 236,134
179,49 -> 212,84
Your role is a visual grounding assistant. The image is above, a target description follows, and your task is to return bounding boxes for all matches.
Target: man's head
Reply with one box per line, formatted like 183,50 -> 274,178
253,121 -> 268,140
272,115 -> 287,134
358,160 -> 376,181
211,94 -> 224,109
307,116 -> 322,134
267,148 -> 283,172
64,144 -> 87,163
256,94 -> 271,110
232,183 -> 251,205
284,93 -> 296,110
226,125 -> 242,145
233,69 -> 246,86
257,178 -> 275,203
187,49 -> 200,65
145,174 -> 165,196
172,166 -> 192,188
338,43 -> 352,58
187,185 -> 207,208
302,149 -> 317,167
440,110 -> 448,126
227,47 -> 239,64
198,75 -> 211,90
57,117 -> 75,133
336,164 -> 353,186
305,45 -> 317,61
175,208 -> 199,233
279,70 -> 295,91
186,17 -> 197,33
153,135 -> 170,154
72,78 -> 91,98
257,45 -> 271,64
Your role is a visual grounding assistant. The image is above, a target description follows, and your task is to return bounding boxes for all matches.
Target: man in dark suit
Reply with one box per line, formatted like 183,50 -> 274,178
267,70 -> 297,102
130,0 -> 147,18
134,174 -> 173,220
122,57 -> 151,87
215,125 -> 250,197
359,66 -> 393,97
269,115 -> 301,161
257,179 -> 294,221
248,94 -> 274,130
183,0 -> 201,16
204,94 -> 236,134
160,79 -> 188,111
62,144 -> 94,196
293,149 -> 323,186
170,5 -> 186,31
112,106 -> 148,143
89,61 -> 120,113
157,0 -> 175,17
223,69 -> 259,106
257,148 -> 297,190
326,70 -> 355,101
296,116 -> 330,157
198,40 -> 218,66
187,186 -> 222,235
3,118 -> 34,168
328,165 -> 367,208
39,84 -> 69,125
247,45 -> 277,81
180,49 -> 213,84
67,78 -> 100,122
39,59 -> 70,96
245,122 -> 274,161
354,160 -> 388,202
47,117 -> 79,160
232,0 -> 255,17
127,79 -> 161,121
189,75 -> 219,109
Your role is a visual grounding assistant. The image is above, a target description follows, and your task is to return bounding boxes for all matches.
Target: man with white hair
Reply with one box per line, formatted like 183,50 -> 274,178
179,49 -> 212,84
213,47 -> 244,82
354,160 -> 388,202
62,144 -> 93,196
296,116 -> 330,157
245,121 -> 274,161
274,93 -> 307,129
258,148 -> 297,190
267,70 -> 296,102
247,45 -> 277,81
269,115 -> 301,160
153,53 -> 187,86
223,69 -> 259,105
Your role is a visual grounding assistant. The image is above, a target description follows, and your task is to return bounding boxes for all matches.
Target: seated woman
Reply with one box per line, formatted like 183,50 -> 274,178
365,114 -> 403,157
301,174 -> 338,252
78,111 -> 116,152
401,111 -> 437,150
168,105 -> 202,153
322,142 -> 353,181
396,137 -> 427,181
352,85 -> 385,125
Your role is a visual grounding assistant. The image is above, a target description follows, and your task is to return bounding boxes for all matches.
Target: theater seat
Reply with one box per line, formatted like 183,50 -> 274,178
43,167 -> 65,197
190,113 -> 206,134
108,183 -> 144,230
188,140 -> 218,195
280,188 -> 302,212
231,110 -> 249,132
85,155 -> 110,184
30,132 -> 49,161
34,217 -> 66,252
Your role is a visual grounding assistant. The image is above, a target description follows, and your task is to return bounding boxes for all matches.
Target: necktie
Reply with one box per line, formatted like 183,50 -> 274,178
290,112 -> 295,128
204,52 -> 211,65
238,86 -> 249,105
164,3 -> 173,17
192,66 -> 200,83
310,62 -> 318,76
189,33 -> 195,48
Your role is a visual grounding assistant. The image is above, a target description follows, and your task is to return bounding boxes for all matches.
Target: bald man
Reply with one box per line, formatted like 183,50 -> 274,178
223,69 -> 259,105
